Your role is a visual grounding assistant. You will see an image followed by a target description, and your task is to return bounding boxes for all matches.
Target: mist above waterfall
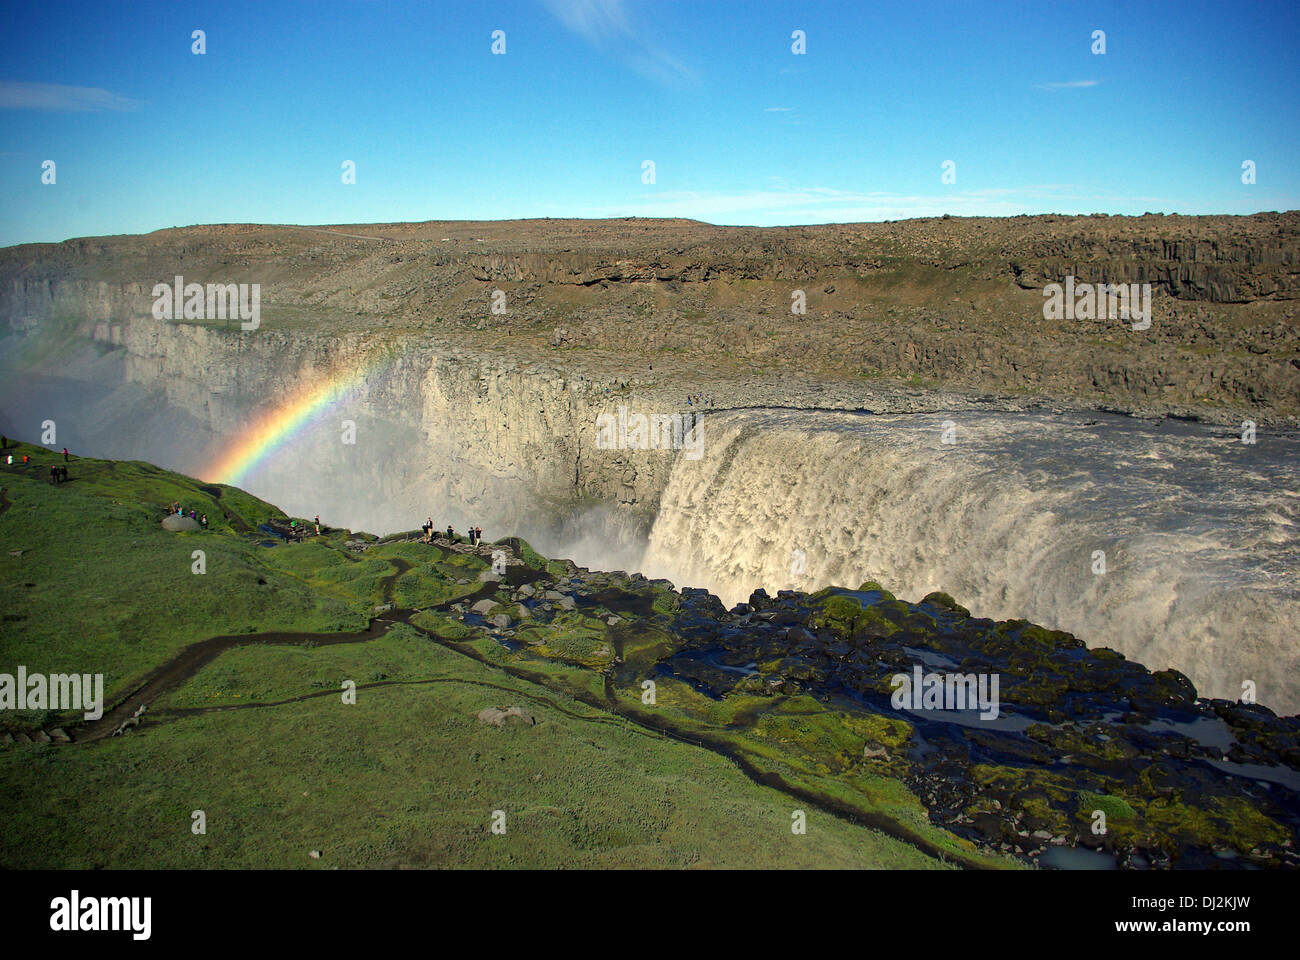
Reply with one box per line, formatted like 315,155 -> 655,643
640,409 -> 1300,713
244,414 -> 651,572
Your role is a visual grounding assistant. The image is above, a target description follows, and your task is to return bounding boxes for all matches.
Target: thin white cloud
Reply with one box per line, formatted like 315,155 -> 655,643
1035,80 -> 1101,91
541,0 -> 697,86
576,184 -> 1171,225
765,106 -> 794,112
0,81 -> 141,112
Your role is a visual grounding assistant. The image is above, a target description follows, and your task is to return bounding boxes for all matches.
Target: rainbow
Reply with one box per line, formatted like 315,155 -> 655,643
200,359 -> 378,486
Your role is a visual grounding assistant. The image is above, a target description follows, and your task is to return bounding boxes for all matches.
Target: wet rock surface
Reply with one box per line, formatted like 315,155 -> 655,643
445,559 -> 1300,870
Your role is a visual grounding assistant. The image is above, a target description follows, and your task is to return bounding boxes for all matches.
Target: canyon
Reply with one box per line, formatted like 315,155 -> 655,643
1,214 -> 1298,710
1,213 -> 1296,526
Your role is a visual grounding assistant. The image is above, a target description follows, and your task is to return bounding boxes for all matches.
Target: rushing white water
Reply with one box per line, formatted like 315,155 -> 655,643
640,410 -> 1300,714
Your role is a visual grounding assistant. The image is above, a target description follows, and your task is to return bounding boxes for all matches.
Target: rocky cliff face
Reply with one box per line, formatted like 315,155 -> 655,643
1,214 -> 1297,541
1013,230 -> 1300,303
1,305 -> 678,540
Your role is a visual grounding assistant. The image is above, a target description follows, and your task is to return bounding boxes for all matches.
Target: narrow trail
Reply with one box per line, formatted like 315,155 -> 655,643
3,552 -> 992,869
197,483 -> 252,534
379,558 -> 411,603
148,674 -> 654,737
73,618 -> 400,742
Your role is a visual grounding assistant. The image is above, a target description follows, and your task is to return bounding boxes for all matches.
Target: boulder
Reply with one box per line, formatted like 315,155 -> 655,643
161,515 -> 201,532
476,706 -> 536,728
471,599 -> 500,616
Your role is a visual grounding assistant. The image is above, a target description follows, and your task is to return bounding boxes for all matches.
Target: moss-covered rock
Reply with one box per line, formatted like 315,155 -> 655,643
921,591 -> 971,618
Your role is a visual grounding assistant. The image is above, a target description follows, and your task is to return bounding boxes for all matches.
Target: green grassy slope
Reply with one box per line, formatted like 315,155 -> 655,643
0,444 -> 951,869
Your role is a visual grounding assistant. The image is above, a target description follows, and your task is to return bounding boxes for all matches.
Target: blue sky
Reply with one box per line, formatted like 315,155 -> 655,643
1,0 -> 1296,246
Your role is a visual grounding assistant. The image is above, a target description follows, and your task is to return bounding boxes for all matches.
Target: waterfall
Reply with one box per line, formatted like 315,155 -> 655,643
641,409 -> 1300,713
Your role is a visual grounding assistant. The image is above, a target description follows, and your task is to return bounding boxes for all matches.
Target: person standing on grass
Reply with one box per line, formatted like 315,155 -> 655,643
62,447 -> 69,462
201,513 -> 208,529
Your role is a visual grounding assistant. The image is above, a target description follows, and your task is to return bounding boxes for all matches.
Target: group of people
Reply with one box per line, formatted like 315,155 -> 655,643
2,435 -> 35,467
1,439 -> 71,473
685,394 -> 714,407
170,502 -> 209,528
422,518 -> 485,545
